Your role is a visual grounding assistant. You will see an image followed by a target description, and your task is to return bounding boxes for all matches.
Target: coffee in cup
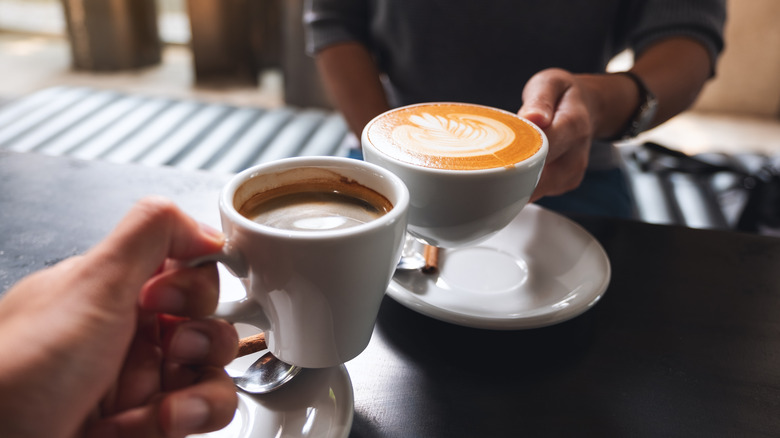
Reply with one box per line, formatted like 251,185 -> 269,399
362,102 -> 548,248
196,157 -> 409,368
237,176 -> 393,232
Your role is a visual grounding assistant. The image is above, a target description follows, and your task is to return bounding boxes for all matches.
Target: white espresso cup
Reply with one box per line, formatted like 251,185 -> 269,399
362,102 -> 548,248
201,157 -> 409,368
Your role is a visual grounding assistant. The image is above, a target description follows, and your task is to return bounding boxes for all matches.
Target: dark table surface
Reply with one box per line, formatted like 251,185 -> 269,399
2,150 -> 779,437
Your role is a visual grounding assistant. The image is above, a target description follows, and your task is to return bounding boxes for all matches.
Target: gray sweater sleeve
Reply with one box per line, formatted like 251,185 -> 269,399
628,0 -> 726,73
304,0 -> 370,56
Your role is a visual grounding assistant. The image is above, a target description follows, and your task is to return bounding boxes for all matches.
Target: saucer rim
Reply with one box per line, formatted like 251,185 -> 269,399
386,204 -> 611,330
195,329 -> 354,438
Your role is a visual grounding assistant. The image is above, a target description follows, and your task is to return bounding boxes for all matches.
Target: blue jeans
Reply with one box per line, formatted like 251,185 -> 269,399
535,167 -> 634,219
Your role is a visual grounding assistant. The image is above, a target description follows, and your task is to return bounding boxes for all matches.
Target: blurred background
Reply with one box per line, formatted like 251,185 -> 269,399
1,0 -> 778,154
0,0 -> 329,109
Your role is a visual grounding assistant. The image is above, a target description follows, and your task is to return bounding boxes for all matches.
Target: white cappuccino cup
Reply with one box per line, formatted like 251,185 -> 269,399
362,102 -> 547,248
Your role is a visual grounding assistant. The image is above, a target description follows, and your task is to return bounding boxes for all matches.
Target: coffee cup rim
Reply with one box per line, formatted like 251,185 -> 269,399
220,156 -> 410,239
361,102 -> 549,175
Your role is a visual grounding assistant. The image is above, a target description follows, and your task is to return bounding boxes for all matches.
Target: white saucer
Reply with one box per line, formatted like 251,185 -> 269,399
388,204 -> 611,329
190,324 -> 354,438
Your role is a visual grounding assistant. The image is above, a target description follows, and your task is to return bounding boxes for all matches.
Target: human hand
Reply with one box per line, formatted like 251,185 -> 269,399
0,197 -> 238,438
518,68 -> 597,201
520,39 -> 715,201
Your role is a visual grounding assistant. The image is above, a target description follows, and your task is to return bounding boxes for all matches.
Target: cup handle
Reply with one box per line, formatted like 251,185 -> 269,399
187,241 -> 267,326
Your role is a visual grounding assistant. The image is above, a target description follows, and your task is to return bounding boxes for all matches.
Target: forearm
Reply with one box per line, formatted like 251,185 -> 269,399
580,37 -> 713,140
631,37 -> 713,126
315,42 -> 391,138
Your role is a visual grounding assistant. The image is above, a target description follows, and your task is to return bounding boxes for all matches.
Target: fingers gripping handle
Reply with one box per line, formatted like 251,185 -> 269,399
188,240 -> 248,277
188,242 -> 266,325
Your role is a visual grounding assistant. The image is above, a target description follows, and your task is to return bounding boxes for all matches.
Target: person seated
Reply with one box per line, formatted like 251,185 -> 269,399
304,0 -> 726,218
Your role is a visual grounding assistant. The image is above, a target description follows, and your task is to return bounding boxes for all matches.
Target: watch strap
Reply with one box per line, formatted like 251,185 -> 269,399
608,71 -> 658,141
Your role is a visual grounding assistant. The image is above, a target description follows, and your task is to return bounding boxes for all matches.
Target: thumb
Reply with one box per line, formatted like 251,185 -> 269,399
518,68 -> 573,129
518,103 -> 552,130
84,197 -> 224,309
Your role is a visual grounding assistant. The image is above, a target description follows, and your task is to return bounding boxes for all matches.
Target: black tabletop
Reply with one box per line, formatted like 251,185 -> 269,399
2,151 -> 779,437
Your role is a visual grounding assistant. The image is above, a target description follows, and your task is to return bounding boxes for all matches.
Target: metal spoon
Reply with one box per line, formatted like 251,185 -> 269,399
229,332 -> 303,394
232,351 -> 303,394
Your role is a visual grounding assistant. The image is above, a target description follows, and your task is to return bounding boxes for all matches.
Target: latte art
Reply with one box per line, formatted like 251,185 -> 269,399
393,113 -> 515,158
365,103 -> 543,170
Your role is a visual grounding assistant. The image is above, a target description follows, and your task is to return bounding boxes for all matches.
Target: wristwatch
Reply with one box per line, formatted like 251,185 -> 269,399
611,71 -> 658,141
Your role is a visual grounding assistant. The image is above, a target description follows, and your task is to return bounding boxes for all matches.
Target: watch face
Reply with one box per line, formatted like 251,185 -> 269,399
634,94 -> 658,135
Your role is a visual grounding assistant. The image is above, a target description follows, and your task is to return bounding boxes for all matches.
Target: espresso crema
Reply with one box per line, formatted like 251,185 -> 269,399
238,178 -> 393,232
365,103 -> 543,170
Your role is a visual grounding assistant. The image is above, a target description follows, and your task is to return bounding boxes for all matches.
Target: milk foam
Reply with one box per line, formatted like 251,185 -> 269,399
392,112 -> 515,158
366,103 -> 543,170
